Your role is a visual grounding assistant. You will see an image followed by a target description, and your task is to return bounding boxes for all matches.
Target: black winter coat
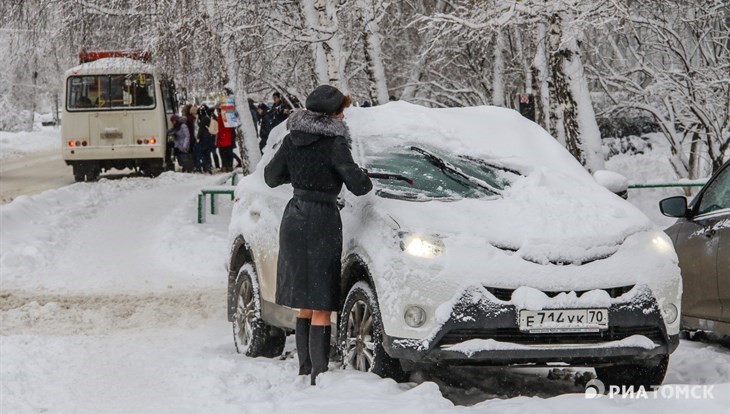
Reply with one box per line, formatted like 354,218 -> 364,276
196,113 -> 216,148
264,110 -> 372,311
258,110 -> 274,149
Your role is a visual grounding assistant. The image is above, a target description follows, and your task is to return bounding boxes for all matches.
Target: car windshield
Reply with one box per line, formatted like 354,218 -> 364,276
365,146 -> 518,201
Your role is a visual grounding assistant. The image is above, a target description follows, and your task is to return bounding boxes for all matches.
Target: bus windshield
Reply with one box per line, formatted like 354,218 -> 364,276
67,73 -> 155,111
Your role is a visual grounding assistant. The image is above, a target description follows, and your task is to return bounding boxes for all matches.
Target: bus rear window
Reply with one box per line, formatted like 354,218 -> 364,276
67,74 -> 155,111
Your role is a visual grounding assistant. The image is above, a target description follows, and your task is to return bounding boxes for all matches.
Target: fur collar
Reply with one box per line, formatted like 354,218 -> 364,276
287,110 -> 350,141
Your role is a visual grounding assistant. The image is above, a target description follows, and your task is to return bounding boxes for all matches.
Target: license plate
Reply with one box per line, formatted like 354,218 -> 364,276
101,131 -> 123,139
519,309 -> 608,333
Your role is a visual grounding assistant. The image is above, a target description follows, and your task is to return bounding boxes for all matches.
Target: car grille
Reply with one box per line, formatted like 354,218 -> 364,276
438,325 -> 663,347
484,285 -> 635,302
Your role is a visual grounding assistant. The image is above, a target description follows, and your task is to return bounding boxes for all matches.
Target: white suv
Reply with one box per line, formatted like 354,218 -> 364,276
227,102 -> 682,388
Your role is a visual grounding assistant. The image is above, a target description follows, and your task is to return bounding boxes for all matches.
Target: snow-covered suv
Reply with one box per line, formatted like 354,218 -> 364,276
227,102 -> 681,388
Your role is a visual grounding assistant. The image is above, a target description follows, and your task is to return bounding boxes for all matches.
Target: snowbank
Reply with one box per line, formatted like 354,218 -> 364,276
0,126 -> 60,160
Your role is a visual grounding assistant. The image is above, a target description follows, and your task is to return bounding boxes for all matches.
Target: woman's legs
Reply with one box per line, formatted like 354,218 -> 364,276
311,310 -> 331,326
296,308 -> 333,384
296,309 -> 313,375
308,310 -> 332,385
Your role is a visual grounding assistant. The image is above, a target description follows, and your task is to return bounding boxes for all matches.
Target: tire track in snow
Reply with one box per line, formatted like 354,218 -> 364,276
0,288 -> 226,335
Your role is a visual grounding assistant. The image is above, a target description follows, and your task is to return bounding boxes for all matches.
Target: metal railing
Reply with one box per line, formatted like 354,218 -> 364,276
628,182 -> 707,189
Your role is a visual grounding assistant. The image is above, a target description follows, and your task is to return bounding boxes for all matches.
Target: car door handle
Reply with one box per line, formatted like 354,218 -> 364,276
704,229 -> 716,238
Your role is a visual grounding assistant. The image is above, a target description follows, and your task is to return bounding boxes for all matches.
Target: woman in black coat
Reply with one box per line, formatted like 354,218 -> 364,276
264,85 -> 372,385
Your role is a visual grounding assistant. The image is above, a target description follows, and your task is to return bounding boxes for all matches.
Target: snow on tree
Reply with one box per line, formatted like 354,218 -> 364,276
592,0 -> 730,176
1,0 -> 727,175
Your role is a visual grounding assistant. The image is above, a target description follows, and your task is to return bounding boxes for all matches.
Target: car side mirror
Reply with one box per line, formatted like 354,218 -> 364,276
593,170 -> 629,199
659,196 -> 688,218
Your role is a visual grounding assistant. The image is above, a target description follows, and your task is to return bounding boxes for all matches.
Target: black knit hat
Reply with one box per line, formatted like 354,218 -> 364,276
305,85 -> 345,114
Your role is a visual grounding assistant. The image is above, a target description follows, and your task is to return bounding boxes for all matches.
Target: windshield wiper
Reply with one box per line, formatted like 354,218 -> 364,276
410,146 -> 502,196
367,171 -> 414,186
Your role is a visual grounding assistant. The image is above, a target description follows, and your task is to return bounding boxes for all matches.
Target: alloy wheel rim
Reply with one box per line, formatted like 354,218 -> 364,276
235,279 -> 255,348
344,299 -> 375,372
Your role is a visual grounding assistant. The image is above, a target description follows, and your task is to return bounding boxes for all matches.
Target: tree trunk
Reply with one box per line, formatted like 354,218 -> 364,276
492,29 -> 506,107
548,12 -> 604,172
301,0 -> 329,86
320,0 -> 347,91
531,22 -> 550,131
360,0 -> 389,105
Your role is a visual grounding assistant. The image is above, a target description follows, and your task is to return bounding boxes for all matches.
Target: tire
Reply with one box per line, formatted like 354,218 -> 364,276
142,161 -> 164,178
232,264 -> 286,358
338,281 -> 407,381
73,168 -> 85,182
595,355 -> 669,391
72,163 -> 97,182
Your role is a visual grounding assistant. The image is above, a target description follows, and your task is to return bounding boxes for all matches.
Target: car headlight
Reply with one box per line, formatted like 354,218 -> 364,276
404,305 -> 427,328
400,233 -> 445,258
662,303 -> 678,324
651,233 -> 674,254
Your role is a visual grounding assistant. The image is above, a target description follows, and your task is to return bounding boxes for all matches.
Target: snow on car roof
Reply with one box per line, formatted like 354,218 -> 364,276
345,101 -> 591,181
65,57 -> 156,76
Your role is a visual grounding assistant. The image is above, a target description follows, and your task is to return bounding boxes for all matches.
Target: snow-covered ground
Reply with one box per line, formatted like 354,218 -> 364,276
1,133 -> 728,413
0,124 -> 60,161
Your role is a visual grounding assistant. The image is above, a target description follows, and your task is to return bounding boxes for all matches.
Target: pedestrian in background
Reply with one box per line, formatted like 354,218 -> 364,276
270,91 -> 291,130
195,105 -> 216,173
168,114 -> 193,172
257,103 -> 273,152
216,106 -> 235,172
182,104 -> 199,171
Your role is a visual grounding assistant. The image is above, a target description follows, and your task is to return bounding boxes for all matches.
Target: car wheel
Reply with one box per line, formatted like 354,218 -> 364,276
338,281 -> 407,381
595,355 -> 669,391
232,264 -> 285,358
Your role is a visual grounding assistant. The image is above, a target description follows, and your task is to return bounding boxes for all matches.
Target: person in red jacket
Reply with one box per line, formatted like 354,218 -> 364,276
216,107 -> 235,172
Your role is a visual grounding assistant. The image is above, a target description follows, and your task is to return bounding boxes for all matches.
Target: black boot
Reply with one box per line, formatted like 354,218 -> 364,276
296,318 -> 312,375
309,325 -> 331,385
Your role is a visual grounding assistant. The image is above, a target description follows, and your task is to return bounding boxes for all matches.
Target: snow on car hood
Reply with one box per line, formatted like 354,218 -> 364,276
375,170 -> 651,265
344,102 -> 653,265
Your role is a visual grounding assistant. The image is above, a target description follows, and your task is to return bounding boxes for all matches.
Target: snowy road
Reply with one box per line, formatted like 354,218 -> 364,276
2,173 -> 729,413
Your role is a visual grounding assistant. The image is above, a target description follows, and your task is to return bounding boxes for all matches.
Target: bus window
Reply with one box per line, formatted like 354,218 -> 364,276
67,73 -> 154,111
67,76 -> 107,109
160,80 -> 176,115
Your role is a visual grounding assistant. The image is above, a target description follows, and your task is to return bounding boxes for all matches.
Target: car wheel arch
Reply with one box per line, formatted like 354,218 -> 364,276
341,254 -> 378,302
228,235 -> 255,321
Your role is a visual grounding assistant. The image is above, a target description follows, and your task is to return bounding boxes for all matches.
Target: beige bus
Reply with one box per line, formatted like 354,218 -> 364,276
62,53 -> 177,181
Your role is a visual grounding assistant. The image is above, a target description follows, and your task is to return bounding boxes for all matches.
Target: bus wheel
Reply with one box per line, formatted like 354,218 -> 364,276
143,161 -> 164,178
86,166 -> 100,181
72,164 -> 86,182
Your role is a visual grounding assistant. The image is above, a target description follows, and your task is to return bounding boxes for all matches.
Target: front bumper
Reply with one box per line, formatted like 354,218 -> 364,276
383,286 -> 679,368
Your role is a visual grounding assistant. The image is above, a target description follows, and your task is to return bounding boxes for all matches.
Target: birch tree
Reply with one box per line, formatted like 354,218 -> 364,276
594,0 -> 730,176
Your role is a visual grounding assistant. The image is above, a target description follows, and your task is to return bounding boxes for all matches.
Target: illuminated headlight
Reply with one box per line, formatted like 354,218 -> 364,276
400,233 -> 445,258
662,303 -> 678,324
651,233 -> 674,254
404,305 -> 427,328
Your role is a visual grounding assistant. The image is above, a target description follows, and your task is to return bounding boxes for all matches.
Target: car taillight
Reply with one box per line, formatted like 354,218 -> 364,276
81,141 -> 88,146
149,137 -> 156,145
137,139 -> 143,145
68,140 -> 76,147
75,140 -> 81,147
144,139 -> 149,144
